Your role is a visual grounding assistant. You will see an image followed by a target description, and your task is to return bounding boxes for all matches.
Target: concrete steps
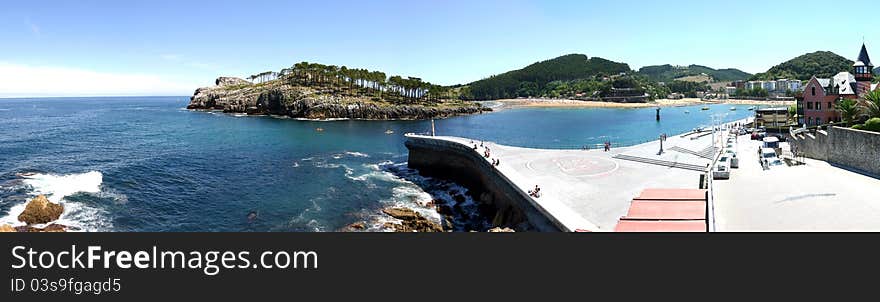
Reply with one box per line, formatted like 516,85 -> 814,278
690,132 -> 713,140
613,154 -> 708,172
669,146 -> 717,160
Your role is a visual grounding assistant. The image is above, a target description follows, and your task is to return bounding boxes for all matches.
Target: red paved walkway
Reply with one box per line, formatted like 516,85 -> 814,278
636,188 -> 707,201
615,189 -> 708,232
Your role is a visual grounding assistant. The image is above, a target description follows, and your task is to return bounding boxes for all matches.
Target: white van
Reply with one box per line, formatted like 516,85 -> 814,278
713,156 -> 731,179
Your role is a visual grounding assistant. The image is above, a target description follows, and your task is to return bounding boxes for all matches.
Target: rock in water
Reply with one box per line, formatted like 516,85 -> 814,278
18,195 -> 64,225
347,222 -> 366,231
0,224 -> 15,232
382,208 -> 444,232
382,208 -> 421,221
14,224 -> 67,233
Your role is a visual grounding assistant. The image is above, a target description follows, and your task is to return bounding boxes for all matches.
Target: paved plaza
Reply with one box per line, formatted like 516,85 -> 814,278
713,131 -> 880,231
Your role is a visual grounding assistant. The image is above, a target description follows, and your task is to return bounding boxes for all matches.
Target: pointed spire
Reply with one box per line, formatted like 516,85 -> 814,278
857,43 -> 873,67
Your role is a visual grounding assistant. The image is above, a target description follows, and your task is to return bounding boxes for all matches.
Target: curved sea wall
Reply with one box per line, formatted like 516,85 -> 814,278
405,135 -> 564,232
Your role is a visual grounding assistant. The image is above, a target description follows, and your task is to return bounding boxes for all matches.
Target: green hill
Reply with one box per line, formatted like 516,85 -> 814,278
637,64 -> 752,82
751,51 -> 854,81
461,54 -> 631,100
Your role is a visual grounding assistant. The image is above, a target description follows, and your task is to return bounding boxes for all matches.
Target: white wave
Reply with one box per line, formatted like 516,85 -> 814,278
0,202 -> 27,227
0,108 -> 10,111
346,162 -> 405,184
332,154 -> 343,159
89,189 -> 129,204
345,151 -> 369,158
292,162 -> 300,168
0,171 -> 111,231
54,202 -> 111,232
301,157 -> 314,161
377,180 -> 443,225
314,162 -> 344,169
22,171 -> 102,203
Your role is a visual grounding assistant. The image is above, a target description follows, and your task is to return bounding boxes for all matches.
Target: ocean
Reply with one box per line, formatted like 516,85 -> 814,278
0,97 -> 758,232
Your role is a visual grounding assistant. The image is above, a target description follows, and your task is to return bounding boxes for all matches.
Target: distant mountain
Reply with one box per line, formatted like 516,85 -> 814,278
751,51 -> 854,81
637,64 -> 752,83
462,54 -> 631,100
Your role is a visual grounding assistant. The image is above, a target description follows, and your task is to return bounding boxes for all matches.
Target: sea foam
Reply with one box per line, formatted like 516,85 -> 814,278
345,151 -> 370,158
21,171 -> 103,203
0,171 -> 109,230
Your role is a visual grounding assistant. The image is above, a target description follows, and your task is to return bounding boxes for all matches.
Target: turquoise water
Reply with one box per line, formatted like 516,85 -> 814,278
0,97 -> 755,231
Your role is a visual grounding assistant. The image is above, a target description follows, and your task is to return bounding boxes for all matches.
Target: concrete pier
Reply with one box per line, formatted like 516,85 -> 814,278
405,127 -> 726,231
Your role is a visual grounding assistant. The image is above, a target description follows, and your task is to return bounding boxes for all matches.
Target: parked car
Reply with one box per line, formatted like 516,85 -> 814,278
762,136 -> 780,149
713,157 -> 731,179
724,150 -> 739,168
767,158 -> 785,168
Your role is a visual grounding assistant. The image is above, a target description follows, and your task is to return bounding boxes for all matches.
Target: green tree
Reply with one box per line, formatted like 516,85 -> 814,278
862,89 -> 880,119
834,98 -> 861,126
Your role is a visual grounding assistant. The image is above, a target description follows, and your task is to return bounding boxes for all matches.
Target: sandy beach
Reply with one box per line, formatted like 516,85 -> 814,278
490,98 -> 795,110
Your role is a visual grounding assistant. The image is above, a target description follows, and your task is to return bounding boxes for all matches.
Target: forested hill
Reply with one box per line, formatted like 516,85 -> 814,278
461,54 -> 631,100
750,51 -> 854,81
637,64 -> 751,82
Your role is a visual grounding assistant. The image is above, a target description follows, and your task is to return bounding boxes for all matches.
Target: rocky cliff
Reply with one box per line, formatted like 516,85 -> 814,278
187,77 -> 488,120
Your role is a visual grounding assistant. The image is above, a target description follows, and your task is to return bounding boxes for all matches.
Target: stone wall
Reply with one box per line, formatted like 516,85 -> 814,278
827,127 -> 880,176
788,130 -> 830,161
789,127 -> 880,176
405,136 -> 563,232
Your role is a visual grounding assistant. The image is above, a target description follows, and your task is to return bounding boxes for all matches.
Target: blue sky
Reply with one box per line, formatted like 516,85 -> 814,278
1,0 -> 876,97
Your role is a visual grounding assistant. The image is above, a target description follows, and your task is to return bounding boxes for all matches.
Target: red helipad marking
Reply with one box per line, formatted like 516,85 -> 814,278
614,220 -> 707,232
636,189 -> 707,201
623,201 -> 706,220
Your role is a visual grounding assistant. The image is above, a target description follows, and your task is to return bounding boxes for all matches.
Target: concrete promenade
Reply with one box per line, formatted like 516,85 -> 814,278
406,121 -> 742,231
713,130 -> 880,231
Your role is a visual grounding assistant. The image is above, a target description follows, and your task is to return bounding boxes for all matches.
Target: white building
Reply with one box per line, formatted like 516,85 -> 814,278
788,80 -> 802,92
726,86 -> 737,95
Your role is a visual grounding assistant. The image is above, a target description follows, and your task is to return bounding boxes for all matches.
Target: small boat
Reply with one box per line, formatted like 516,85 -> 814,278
747,106 -> 756,111
315,128 -> 324,132
684,110 -> 690,114
701,106 -> 710,111
730,107 -> 737,111
385,130 -> 394,135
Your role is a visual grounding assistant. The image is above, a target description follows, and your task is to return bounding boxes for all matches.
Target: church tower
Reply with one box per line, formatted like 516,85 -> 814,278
854,43 -> 874,96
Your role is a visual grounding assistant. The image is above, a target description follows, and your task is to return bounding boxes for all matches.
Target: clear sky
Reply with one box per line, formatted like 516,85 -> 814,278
1,0 -> 876,97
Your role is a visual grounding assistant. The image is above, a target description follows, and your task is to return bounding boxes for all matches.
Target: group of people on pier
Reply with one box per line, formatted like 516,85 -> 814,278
528,185 -> 542,198
472,140 -> 501,167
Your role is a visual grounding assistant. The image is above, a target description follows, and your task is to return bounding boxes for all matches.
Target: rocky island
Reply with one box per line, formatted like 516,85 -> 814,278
187,62 -> 488,120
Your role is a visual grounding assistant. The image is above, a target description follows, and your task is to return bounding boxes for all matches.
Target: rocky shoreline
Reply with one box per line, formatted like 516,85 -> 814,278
187,77 -> 489,120
0,195 -> 70,233
344,190 -> 519,233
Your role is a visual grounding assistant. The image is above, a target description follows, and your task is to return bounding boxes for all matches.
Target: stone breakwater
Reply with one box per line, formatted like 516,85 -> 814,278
404,135 -> 563,232
187,77 -> 488,120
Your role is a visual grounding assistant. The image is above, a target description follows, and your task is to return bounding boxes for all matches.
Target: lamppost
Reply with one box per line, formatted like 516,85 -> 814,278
710,112 -> 728,150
